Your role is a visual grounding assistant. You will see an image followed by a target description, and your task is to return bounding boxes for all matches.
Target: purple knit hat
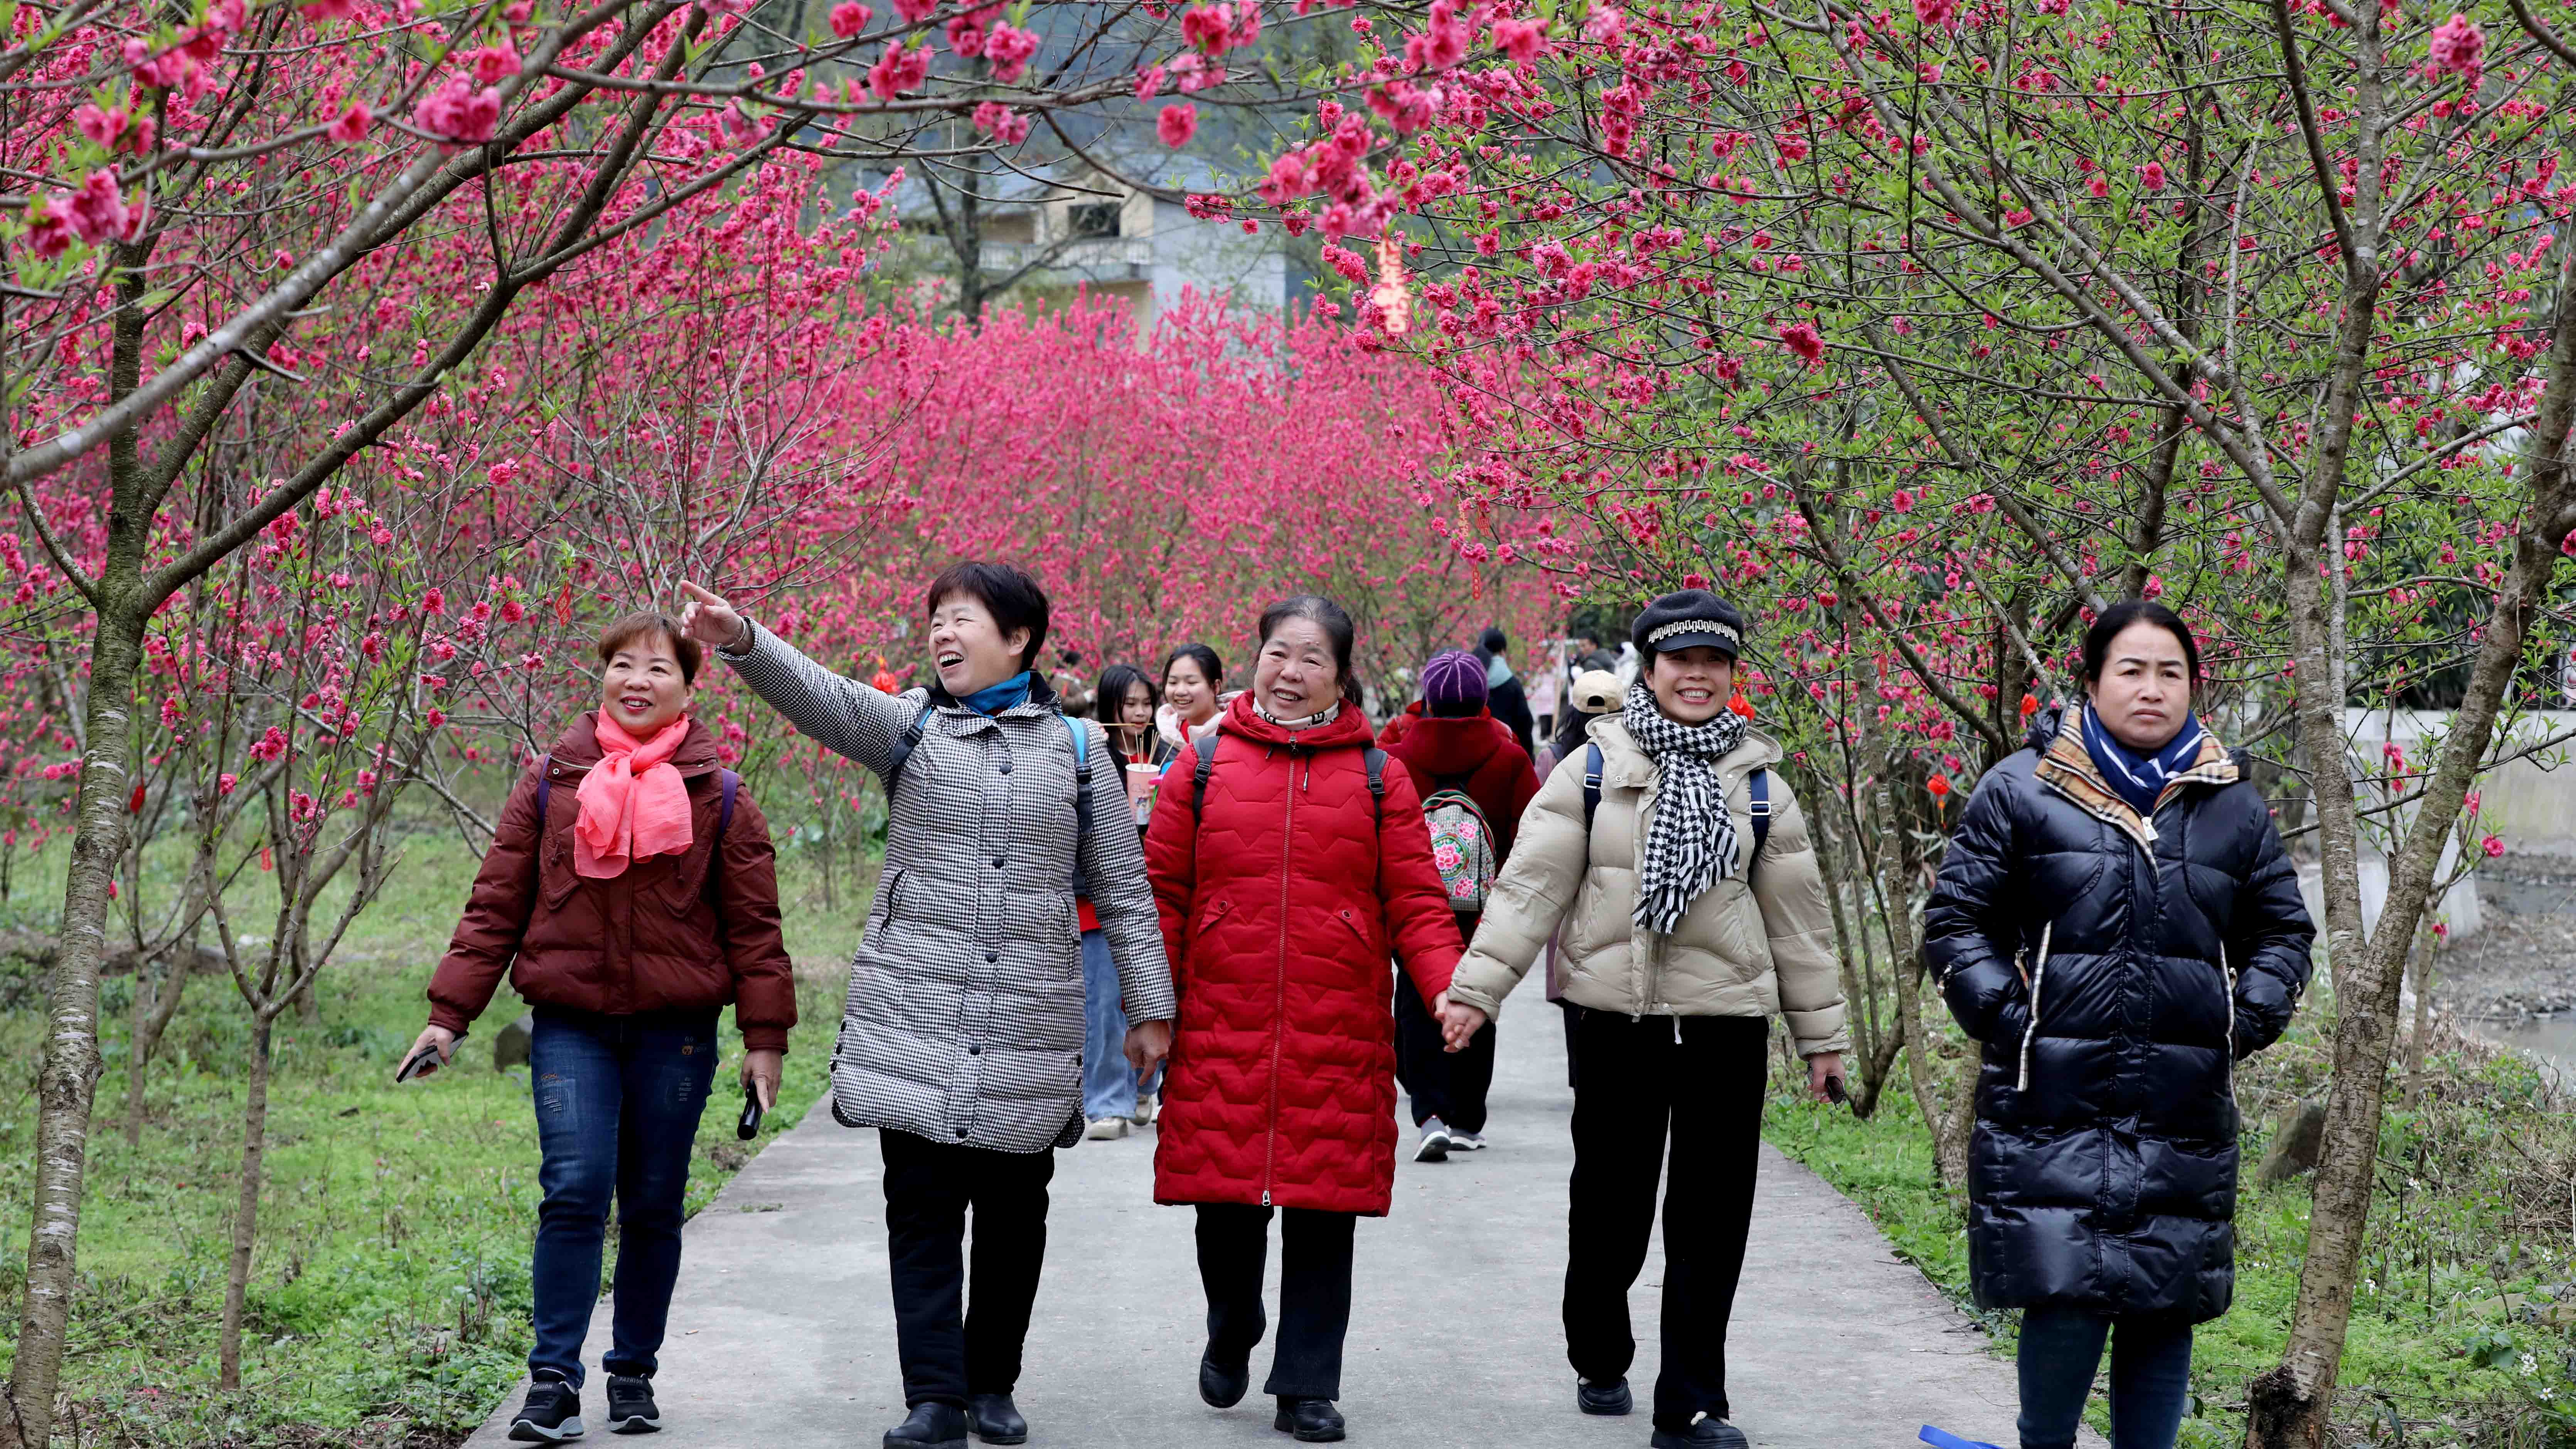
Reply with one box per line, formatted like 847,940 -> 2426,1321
1420,649 -> 1489,716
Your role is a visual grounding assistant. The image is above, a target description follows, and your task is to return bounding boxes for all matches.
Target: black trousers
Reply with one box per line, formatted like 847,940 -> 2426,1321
878,1128 -> 1055,1409
1393,932 -> 1497,1132
1561,1009 -> 1767,1432
1196,1203 -> 1357,1401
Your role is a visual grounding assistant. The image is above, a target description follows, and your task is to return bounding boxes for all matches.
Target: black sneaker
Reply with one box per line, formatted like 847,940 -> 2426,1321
1273,1396 -> 1346,1442
603,1375 -> 661,1434
509,1376 -> 585,1442
1576,1376 -> 1633,1415
967,1393 -> 1028,1445
1649,1417 -> 1749,1449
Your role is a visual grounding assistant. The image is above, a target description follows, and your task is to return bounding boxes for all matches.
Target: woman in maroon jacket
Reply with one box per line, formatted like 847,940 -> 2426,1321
402,612 -> 795,1444
1376,649 -> 1541,1163
1143,595 -> 1462,1444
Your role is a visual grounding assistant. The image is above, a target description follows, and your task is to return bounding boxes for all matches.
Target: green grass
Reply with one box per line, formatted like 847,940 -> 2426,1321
1764,1015 -> 2576,1447
0,824 -> 872,1448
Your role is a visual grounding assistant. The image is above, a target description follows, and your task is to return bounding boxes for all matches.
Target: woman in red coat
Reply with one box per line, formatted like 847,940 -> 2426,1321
1144,595 -> 1463,1444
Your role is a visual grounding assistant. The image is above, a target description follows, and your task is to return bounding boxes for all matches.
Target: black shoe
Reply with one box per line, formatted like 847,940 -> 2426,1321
1199,1352 -> 1251,1409
509,1376 -> 585,1442
883,1402 -> 969,1449
1649,1418 -> 1749,1449
967,1393 -> 1028,1446
603,1375 -> 660,1434
1273,1397 -> 1346,1442
1577,1376 -> 1633,1415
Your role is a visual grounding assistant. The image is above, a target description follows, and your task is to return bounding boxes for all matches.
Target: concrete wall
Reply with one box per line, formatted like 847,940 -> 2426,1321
2343,707 -> 2576,858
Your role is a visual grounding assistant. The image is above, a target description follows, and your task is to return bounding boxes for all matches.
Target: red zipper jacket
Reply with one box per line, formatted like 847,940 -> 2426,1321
1144,692 -> 1461,1214
428,714 -> 797,1051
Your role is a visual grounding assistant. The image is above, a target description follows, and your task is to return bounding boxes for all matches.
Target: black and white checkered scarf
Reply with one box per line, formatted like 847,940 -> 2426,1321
1622,680 -> 1748,935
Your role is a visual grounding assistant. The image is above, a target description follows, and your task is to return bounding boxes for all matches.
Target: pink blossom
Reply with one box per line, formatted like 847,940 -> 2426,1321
1157,101 -> 1198,147
297,0 -> 358,20
972,100 -> 1031,144
1258,151 -> 1310,203
415,76 -> 500,142
65,171 -> 130,245
869,41 -> 930,99
1491,16 -> 1546,61
2428,13 -> 2485,76
470,42 -> 521,84
891,0 -> 936,21
1912,0 -> 1956,28
2140,160 -> 2167,190
829,0 -> 874,33
1134,62 -> 1168,99
983,22 -> 1039,81
24,199 -> 73,258
2483,834 -> 2505,858
1780,321 -> 1825,362
325,101 -> 372,144
74,105 -> 128,148
1181,3 -> 1235,53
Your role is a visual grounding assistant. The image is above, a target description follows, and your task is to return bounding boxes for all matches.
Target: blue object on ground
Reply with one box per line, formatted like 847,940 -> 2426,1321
1919,1427 -> 2003,1449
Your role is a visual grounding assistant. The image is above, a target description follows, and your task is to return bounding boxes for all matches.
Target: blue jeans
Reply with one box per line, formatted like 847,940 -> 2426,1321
527,1008 -> 718,1389
2016,1307 -> 2193,1449
1080,928 -> 1140,1120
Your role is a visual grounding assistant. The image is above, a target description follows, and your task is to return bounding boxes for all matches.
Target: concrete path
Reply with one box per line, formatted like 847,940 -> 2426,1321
464,1014 -> 2074,1448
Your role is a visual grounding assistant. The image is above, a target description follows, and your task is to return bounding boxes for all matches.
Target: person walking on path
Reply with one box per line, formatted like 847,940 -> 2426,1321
1475,625 -> 1538,759
407,613 -> 796,1444
1143,595 -> 1466,1444
1080,662 -> 1177,1139
1376,649 -> 1540,1163
1548,667 -> 1623,778
1437,590 -> 1848,1449
1156,642 -> 1227,752
677,564 -> 1177,1449
1923,600 -> 2313,1449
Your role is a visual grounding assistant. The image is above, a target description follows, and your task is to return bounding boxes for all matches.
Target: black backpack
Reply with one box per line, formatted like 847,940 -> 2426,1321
1190,732 -> 1388,827
1581,741 -> 1771,877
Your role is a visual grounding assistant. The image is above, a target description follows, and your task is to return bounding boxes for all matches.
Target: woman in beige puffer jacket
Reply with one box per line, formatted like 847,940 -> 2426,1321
1438,588 -> 1845,1449
1442,715 -> 1847,1051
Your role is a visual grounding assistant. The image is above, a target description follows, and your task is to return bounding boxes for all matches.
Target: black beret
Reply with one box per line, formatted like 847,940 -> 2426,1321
1631,589 -> 1746,660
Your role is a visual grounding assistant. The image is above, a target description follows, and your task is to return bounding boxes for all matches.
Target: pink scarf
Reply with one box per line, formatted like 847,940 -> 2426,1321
574,713 -> 694,878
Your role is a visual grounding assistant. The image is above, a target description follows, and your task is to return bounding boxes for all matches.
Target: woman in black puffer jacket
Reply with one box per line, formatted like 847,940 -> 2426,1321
1923,601 -> 2313,1449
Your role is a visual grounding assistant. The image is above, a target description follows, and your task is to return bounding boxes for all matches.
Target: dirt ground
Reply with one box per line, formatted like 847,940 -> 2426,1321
2437,853 -> 2576,1021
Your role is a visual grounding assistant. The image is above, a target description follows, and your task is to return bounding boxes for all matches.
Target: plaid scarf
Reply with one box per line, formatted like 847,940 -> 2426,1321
2078,703 -> 2207,819
1621,681 -> 1749,935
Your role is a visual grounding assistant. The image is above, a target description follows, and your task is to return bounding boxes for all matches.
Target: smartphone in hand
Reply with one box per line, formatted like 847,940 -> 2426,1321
1824,1074 -> 1851,1108
395,1042 -> 448,1083
736,1082 -> 764,1140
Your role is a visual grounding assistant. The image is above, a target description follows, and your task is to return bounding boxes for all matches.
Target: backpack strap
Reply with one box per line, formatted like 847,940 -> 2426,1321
1745,766 -> 1771,877
884,699 -> 935,787
1362,745 -> 1388,832
717,768 -> 739,845
1582,741 -> 1604,833
1191,731 -> 1221,817
1061,712 -> 1093,842
531,753 -> 553,899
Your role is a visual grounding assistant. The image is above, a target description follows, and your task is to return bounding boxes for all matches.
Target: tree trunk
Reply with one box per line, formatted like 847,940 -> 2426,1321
123,940 -> 192,1149
218,1015 -> 275,1391
2404,922 -> 2434,1105
2247,202 -> 2576,1449
1872,773 -> 1949,1176
5,605 -> 145,1447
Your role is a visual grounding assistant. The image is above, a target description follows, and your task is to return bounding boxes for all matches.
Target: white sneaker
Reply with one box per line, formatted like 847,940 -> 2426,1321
1085,1117 -> 1130,1141
1132,1092 -> 1159,1126
1449,1129 -> 1488,1151
1414,1117 -> 1452,1163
